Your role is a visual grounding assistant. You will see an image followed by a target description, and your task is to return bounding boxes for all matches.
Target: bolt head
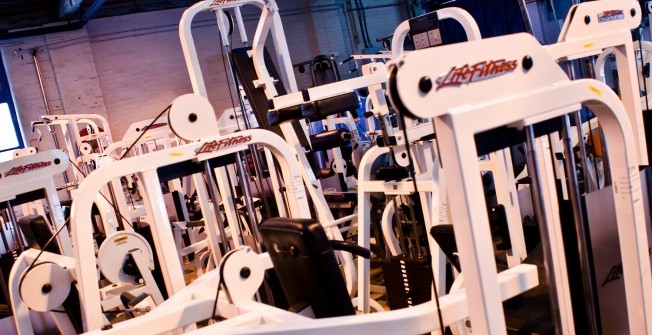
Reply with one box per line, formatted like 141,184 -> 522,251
522,56 -> 534,71
418,76 -> 433,93
240,267 -> 251,279
41,284 -> 52,294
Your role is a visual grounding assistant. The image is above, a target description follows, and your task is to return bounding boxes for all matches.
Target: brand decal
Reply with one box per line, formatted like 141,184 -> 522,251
195,135 -> 253,156
602,263 -> 623,287
597,10 -> 625,23
436,59 -> 518,90
141,123 -> 168,132
4,161 -> 52,177
602,248 -> 652,286
211,0 -> 240,5
114,236 -> 128,245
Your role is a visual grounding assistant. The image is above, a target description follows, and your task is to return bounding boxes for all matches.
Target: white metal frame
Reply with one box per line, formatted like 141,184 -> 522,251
355,8 -> 487,315
32,114 -> 113,182
180,0 -> 296,100
81,246 -> 538,335
545,0 -> 646,165
390,7 -> 481,58
179,0 -> 365,293
596,40 -> 652,109
179,0 -> 290,247
0,150 -> 73,256
1,150 -> 75,335
71,129 -> 311,332
391,32 -> 652,335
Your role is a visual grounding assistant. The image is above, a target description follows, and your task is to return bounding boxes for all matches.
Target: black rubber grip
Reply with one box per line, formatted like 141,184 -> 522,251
310,128 -> 351,151
301,92 -> 359,120
330,240 -> 371,259
267,105 -> 304,127
375,165 -> 409,182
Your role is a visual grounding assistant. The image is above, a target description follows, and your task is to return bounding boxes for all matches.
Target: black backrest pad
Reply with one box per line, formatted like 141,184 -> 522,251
259,218 -> 355,318
430,224 -> 460,272
231,47 -> 311,148
18,215 -> 60,254
231,47 -> 286,135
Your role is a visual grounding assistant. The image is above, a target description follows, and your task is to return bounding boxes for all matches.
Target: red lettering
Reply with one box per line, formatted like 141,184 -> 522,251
142,123 -> 168,132
598,10 -> 624,22
194,135 -> 253,156
211,0 -> 240,6
4,161 -> 52,177
436,59 -> 518,90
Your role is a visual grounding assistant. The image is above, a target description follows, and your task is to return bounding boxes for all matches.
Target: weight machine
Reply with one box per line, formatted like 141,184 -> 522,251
389,30 -> 652,335
71,29 -> 631,335
31,114 -> 113,184
1,150 -> 75,334
179,0 -> 360,294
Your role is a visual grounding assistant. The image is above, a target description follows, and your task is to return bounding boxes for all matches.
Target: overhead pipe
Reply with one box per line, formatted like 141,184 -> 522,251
517,0 -> 534,34
32,50 -> 52,117
0,0 -> 106,40
33,49 -> 71,186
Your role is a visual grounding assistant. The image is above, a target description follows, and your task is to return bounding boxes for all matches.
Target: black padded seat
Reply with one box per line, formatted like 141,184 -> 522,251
260,218 -> 356,318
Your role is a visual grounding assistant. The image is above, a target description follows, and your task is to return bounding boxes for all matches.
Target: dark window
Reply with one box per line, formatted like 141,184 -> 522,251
421,0 -> 528,43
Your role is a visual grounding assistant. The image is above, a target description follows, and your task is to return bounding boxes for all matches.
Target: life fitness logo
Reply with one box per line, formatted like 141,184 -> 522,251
211,0 -> 240,5
4,161 -> 52,177
195,135 -> 253,156
436,59 -> 518,90
597,10 -> 625,23
141,123 -> 168,132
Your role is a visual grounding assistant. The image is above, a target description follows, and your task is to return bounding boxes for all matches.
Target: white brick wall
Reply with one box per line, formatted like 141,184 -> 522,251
85,5 -> 323,139
300,0 -> 409,84
1,30 -> 108,145
1,1 -> 407,141
46,29 -> 108,120
86,9 -> 198,139
1,28 -> 108,198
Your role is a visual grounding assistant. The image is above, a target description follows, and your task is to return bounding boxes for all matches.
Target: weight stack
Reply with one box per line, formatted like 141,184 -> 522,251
381,256 -> 433,309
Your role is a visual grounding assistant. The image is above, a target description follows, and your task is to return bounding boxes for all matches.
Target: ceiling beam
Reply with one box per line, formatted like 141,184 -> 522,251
0,0 -> 105,39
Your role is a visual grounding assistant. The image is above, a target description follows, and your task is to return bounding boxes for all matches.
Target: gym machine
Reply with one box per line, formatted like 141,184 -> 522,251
388,30 -> 652,335
1,150 -> 76,334
72,29 -> 620,335
68,93 -> 313,332
179,0 -> 360,294
31,114 -> 113,184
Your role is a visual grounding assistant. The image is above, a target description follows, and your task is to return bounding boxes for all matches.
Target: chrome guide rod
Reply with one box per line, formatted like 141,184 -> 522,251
525,126 -> 562,334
